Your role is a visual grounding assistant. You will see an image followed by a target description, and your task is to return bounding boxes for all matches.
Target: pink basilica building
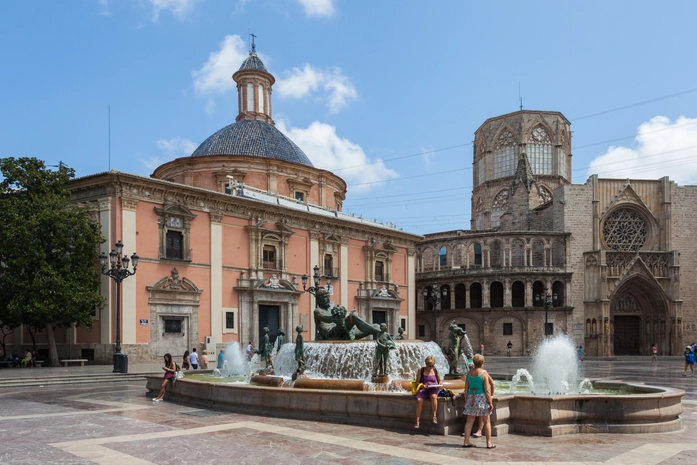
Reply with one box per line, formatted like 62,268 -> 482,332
17,47 -> 420,363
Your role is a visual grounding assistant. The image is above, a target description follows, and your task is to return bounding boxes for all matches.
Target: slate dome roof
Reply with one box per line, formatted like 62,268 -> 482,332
190,119 -> 314,167
238,52 -> 268,73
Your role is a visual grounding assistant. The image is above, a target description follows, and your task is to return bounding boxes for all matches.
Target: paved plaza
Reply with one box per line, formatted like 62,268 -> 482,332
1,357 -> 697,464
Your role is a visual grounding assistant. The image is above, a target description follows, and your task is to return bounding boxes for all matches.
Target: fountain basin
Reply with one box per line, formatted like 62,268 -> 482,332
146,376 -> 683,437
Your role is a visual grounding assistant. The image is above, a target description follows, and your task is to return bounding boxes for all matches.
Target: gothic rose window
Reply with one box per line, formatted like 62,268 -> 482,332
602,209 -> 648,251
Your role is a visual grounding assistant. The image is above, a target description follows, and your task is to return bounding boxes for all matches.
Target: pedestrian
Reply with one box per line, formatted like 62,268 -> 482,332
200,350 -> 209,369
217,348 -> 225,369
577,346 -> 583,362
413,355 -> 442,429
153,353 -> 177,402
480,342 -> 484,356
182,350 -> 190,370
189,348 -> 199,370
683,345 -> 695,377
462,368 -> 495,439
651,343 -> 657,363
246,341 -> 254,361
462,354 -> 495,449
506,340 -> 512,357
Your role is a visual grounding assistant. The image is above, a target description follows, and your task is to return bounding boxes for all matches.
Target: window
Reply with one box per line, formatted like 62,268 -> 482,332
258,84 -> 264,113
400,318 -> 407,330
295,191 -> 304,201
375,261 -> 384,281
545,322 -> 554,336
474,243 -> 482,266
503,323 -> 513,335
493,129 -> 517,179
246,82 -> 254,111
439,246 -> 447,267
324,254 -> 334,277
225,312 -> 235,330
470,283 -> 482,308
454,283 -> 466,309
263,245 -> 276,269
512,281 -> 525,308
490,281 -> 504,307
164,318 -> 182,333
527,127 -> 552,175
491,190 -> 509,228
418,325 -> 425,338
166,230 -> 183,260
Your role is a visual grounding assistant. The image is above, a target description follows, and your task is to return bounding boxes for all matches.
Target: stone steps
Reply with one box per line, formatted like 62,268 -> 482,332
0,373 -> 147,388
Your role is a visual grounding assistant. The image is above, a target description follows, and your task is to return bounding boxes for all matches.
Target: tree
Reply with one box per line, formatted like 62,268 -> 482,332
0,157 -> 105,366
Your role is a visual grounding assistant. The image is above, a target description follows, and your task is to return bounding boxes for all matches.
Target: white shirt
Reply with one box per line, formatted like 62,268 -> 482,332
189,352 -> 199,365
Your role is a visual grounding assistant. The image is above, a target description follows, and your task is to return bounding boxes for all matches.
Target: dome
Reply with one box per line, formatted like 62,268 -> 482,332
190,119 -> 314,167
238,52 -> 268,73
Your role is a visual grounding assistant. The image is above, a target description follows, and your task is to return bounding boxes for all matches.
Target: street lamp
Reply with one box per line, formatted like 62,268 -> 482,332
99,240 -> 138,373
301,265 -> 333,295
423,282 -> 448,346
535,288 -> 557,337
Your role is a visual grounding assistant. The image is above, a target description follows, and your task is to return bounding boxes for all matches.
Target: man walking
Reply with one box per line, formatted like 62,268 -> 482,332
189,348 -> 199,370
506,340 -> 512,357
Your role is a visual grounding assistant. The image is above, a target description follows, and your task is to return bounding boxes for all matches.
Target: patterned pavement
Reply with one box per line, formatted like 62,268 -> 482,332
1,357 -> 696,464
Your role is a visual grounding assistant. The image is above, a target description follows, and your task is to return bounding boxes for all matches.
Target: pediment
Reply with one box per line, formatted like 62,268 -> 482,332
148,268 -> 201,293
602,183 -> 656,222
154,203 -> 197,220
612,256 -> 662,292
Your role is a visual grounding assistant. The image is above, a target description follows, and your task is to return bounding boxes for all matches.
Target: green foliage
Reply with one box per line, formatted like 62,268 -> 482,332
0,157 -> 105,335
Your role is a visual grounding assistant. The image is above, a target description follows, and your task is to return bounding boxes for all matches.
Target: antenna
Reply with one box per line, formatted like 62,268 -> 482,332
518,82 -> 523,111
108,104 -> 111,170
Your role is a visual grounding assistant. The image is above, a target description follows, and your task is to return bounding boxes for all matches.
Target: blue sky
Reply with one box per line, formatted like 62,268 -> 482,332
2,1 -> 697,234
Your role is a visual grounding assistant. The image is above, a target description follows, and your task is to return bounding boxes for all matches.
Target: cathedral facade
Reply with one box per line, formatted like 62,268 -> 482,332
415,110 -> 696,357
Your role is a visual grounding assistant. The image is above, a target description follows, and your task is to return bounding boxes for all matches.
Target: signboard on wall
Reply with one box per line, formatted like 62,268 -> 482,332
140,319 -> 149,326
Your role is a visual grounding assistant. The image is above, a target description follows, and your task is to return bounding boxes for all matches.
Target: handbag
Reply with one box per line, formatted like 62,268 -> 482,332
176,370 -> 184,379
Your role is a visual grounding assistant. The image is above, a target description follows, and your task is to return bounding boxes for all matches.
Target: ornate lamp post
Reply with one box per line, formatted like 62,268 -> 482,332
423,282 -> 448,346
535,287 -> 557,337
99,241 -> 139,373
301,265 -> 333,295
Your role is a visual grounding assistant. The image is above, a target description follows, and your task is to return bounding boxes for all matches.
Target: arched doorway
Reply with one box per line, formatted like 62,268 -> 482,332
611,277 -> 670,356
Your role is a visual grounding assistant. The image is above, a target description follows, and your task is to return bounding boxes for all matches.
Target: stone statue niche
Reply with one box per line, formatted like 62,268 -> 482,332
314,289 -> 381,341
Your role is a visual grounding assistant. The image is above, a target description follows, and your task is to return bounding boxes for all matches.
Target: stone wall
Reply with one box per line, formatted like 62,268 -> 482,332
670,184 -> 697,344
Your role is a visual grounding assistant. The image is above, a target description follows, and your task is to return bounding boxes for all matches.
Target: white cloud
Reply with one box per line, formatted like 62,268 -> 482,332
276,65 -> 357,113
142,137 -> 198,171
298,0 -> 335,17
205,99 -> 216,115
277,120 -> 398,192
192,35 -> 248,95
148,0 -> 198,21
588,116 -> 697,185
97,0 -> 111,16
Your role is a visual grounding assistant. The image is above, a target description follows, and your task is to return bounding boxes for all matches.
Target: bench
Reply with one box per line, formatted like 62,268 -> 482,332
60,359 -> 88,367
35,360 -> 44,367
0,360 -> 16,368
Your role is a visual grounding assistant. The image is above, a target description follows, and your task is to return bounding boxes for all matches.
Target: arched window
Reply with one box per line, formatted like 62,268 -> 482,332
490,240 -> 502,268
494,129 -> 517,179
470,283 -> 482,308
527,126 -> 552,175
439,246 -> 447,267
423,286 -> 434,311
440,284 -> 451,310
246,82 -> 254,112
552,281 -> 565,306
454,284 -> 466,309
490,281 -> 504,308
532,240 -> 545,267
511,240 -> 525,267
258,84 -> 265,113
532,281 -> 545,307
512,281 -> 525,307
474,243 -> 482,266
586,318 -> 591,334
491,189 -> 509,228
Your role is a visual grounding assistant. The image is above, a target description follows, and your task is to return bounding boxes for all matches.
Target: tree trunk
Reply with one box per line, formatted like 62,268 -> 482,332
46,323 -> 60,367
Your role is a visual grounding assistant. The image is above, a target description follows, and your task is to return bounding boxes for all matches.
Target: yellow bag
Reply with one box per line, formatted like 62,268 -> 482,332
410,381 -> 423,396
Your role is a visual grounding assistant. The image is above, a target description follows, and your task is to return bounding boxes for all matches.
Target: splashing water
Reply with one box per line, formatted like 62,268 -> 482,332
509,368 -> 535,394
530,335 -> 581,395
273,340 -> 448,381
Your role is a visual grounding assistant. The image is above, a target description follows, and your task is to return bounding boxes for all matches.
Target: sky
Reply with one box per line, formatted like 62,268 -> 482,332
2,0 -> 697,234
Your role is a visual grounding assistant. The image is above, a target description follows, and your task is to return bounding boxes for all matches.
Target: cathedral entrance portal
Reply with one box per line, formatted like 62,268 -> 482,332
613,315 -> 640,355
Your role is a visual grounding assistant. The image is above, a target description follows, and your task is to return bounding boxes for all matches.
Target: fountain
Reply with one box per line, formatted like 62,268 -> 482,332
146,317 -> 684,436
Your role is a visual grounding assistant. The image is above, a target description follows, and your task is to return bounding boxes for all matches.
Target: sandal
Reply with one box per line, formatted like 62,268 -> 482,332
487,444 -> 496,449
471,433 -> 482,438
414,421 -> 420,429
462,444 -> 477,448
432,415 -> 438,424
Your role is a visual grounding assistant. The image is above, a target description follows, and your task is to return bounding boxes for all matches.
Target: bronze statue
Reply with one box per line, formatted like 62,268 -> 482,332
447,320 -> 466,375
277,328 -> 286,352
255,327 -> 273,368
374,323 -> 397,377
294,325 -> 306,377
314,289 -> 381,340
395,326 -> 406,340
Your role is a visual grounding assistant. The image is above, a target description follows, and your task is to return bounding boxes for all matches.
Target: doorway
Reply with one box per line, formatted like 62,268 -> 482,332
258,305 -> 280,347
372,310 -> 386,326
614,315 -> 640,355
